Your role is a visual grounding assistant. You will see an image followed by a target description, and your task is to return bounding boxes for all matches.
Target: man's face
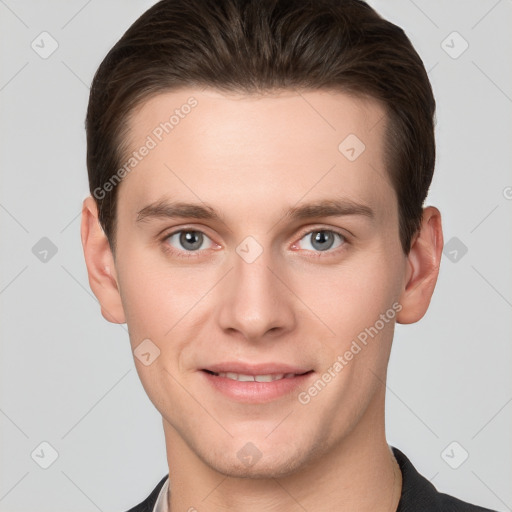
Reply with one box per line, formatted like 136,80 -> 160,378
112,88 -> 408,477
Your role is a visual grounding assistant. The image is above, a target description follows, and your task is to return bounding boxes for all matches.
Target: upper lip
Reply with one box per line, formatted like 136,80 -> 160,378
202,362 -> 313,375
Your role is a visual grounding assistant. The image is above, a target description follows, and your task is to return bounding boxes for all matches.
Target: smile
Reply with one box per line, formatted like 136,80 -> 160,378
201,369 -> 315,403
204,370 -> 305,382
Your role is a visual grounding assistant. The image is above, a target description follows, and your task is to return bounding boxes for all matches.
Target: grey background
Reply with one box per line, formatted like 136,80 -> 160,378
0,0 -> 511,511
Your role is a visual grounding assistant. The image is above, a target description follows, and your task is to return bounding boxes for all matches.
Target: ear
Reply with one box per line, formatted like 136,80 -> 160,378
80,196 -> 126,324
396,206 -> 443,324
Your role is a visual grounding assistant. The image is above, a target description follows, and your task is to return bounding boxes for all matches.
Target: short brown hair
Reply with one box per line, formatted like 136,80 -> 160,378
86,0 -> 436,255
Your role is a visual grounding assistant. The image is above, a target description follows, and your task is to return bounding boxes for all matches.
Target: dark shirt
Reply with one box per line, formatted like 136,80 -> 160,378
126,446 -> 497,511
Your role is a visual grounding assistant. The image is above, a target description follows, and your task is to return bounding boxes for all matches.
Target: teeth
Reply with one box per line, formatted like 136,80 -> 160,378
216,372 -> 297,382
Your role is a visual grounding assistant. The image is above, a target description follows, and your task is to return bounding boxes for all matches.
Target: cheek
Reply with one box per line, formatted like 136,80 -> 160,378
292,246 -> 403,342
116,254 -> 177,337
115,246 -> 220,346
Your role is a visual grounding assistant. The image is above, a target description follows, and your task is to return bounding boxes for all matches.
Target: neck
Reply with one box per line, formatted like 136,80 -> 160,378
163,389 -> 401,512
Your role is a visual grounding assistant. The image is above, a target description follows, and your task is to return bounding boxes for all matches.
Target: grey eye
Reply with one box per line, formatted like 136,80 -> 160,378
299,230 -> 345,252
166,230 -> 212,251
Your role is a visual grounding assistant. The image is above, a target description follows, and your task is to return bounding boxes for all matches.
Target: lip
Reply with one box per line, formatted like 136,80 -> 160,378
200,362 -> 314,404
202,362 -> 312,375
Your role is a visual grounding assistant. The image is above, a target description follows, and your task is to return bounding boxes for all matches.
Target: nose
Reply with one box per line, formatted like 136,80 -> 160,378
216,246 -> 297,343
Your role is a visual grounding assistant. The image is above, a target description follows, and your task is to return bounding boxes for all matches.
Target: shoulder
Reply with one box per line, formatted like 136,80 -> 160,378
124,475 -> 168,512
393,447 -> 497,512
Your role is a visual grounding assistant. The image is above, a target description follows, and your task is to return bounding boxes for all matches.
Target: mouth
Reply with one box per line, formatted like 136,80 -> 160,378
202,369 -> 313,382
200,366 -> 315,403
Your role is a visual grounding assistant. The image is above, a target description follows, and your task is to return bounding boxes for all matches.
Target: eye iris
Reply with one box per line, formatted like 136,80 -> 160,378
180,231 -> 203,251
311,231 -> 335,251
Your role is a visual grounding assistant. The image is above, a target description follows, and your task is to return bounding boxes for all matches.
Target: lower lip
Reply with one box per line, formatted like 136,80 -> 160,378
200,370 -> 314,403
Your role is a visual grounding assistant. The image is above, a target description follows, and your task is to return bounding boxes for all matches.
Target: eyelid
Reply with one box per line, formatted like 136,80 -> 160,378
294,224 -> 351,242
158,223 -> 215,239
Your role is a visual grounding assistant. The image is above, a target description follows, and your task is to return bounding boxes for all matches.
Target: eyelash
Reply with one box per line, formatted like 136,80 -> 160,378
159,226 -> 349,260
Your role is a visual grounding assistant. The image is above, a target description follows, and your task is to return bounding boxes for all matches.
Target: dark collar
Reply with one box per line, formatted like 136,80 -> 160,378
125,474 -> 167,512
392,447 -> 495,511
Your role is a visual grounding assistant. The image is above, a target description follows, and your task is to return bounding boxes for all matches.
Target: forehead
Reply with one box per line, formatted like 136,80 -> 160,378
117,87 -> 394,223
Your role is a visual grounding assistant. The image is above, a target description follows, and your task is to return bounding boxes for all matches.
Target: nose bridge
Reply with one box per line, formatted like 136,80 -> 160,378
216,239 -> 296,340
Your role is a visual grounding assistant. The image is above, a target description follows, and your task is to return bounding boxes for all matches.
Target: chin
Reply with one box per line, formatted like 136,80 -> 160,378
197,439 -> 311,479
212,454 -> 308,480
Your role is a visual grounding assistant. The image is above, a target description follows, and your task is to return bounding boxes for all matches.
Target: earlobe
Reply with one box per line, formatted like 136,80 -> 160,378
80,196 -> 126,324
396,206 -> 443,325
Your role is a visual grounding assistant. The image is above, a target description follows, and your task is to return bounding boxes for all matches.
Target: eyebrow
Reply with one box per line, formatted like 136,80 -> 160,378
136,198 -> 375,224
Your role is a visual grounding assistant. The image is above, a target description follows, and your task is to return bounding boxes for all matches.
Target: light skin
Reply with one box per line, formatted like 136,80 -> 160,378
81,88 -> 443,511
